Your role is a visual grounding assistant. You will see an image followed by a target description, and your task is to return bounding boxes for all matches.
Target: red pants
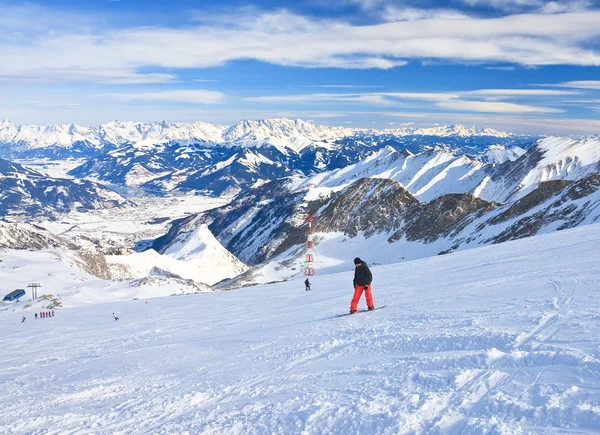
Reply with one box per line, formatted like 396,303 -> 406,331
351,284 -> 374,311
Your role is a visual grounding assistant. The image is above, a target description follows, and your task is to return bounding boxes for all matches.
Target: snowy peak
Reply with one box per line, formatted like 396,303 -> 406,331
383,124 -> 512,138
0,118 -> 521,160
481,145 -> 526,164
223,118 -> 353,151
163,224 -> 248,284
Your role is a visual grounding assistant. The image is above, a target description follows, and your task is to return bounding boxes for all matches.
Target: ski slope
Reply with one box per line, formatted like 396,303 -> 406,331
2,224 -> 600,433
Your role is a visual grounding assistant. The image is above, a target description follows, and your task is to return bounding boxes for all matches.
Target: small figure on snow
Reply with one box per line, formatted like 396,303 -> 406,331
21,316 -> 26,323
350,257 -> 375,314
51,310 -> 55,317
113,312 -> 119,321
34,313 -> 38,319
304,278 -> 311,291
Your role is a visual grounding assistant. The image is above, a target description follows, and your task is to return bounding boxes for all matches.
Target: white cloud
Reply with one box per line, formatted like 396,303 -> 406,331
1,7 -> 600,84
538,1 -> 593,13
311,85 -> 383,88
436,99 -> 564,113
385,111 -> 600,134
245,88 -> 572,114
554,80 -> 600,89
96,90 -> 226,104
383,7 -> 469,22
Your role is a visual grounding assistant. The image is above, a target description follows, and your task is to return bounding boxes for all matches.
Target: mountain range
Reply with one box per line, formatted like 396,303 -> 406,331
0,158 -> 131,218
39,119 -> 531,196
0,118 -> 531,159
151,135 -> 600,286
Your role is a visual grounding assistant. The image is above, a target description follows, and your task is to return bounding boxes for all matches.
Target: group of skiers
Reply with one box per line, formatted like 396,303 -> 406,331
305,257 -> 375,315
34,310 -> 55,319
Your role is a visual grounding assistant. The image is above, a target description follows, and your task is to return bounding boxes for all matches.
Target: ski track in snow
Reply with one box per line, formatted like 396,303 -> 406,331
2,225 -> 600,433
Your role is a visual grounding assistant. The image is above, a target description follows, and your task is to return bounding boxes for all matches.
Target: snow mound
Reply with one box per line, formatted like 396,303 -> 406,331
164,224 -> 249,283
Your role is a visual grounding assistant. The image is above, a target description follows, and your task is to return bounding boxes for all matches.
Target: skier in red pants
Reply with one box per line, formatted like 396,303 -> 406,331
350,257 -> 374,314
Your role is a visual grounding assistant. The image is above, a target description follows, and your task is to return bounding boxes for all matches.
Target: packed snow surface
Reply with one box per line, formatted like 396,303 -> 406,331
2,224 -> 600,433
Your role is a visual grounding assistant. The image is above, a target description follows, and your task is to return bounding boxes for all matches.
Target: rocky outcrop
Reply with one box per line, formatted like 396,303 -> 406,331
316,178 -> 418,237
489,180 -> 573,225
0,222 -> 75,250
390,194 -> 497,243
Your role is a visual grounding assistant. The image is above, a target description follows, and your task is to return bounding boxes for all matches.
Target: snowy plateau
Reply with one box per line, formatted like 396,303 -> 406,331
2,223 -> 600,433
1,118 -> 600,434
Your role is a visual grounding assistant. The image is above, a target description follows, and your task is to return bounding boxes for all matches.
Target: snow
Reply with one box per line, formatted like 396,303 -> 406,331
162,224 -> 249,284
2,223 -> 600,433
0,118 -> 516,155
305,147 -> 488,202
0,249 -> 209,307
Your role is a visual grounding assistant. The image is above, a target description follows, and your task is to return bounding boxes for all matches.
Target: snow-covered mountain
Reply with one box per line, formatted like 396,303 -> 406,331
481,145 -> 526,164
474,136 -> 600,203
222,118 -> 354,152
0,158 -> 132,218
152,146 -> 600,285
0,118 -> 526,160
0,119 -> 226,159
63,120 -> 531,195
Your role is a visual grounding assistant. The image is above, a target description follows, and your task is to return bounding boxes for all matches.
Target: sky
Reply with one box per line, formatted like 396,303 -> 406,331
1,0 -> 600,134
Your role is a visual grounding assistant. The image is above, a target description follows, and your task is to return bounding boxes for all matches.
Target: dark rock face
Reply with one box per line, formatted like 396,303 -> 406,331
490,180 -> 573,225
316,178 -> 418,237
486,174 -> 600,244
389,194 -> 497,243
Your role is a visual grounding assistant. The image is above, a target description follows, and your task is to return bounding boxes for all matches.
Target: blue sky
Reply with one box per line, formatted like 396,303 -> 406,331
1,0 -> 600,134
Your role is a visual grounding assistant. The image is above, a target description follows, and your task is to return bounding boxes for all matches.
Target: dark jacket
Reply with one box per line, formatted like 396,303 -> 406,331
353,262 -> 373,287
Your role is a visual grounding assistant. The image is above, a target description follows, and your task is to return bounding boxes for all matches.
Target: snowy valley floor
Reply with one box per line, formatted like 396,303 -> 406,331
2,224 -> 600,434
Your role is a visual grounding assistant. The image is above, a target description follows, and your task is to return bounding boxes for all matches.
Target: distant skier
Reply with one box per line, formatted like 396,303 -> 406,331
51,310 -> 55,317
305,278 -> 311,291
34,313 -> 38,319
21,316 -> 26,323
113,312 -> 119,321
350,257 -> 375,314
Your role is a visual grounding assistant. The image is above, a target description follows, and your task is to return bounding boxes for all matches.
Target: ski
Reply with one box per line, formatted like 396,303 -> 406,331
336,305 -> 386,318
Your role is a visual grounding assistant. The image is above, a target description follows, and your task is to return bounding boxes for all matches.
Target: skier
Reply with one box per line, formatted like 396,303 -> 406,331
51,310 -> 55,317
304,278 -> 311,291
21,316 -> 26,323
113,312 -> 119,321
34,313 -> 38,319
350,257 -> 375,314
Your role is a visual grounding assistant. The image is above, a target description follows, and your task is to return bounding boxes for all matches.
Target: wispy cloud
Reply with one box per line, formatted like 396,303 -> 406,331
435,100 -> 564,113
553,80 -> 600,89
486,66 -> 517,71
459,0 -> 593,14
310,85 -> 383,88
1,6 -> 600,85
95,90 -> 226,104
245,88 -> 572,114
386,111 -> 600,134
382,6 -> 469,22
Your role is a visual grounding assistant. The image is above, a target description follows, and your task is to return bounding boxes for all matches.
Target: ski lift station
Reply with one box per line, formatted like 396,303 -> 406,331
3,289 -> 26,302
